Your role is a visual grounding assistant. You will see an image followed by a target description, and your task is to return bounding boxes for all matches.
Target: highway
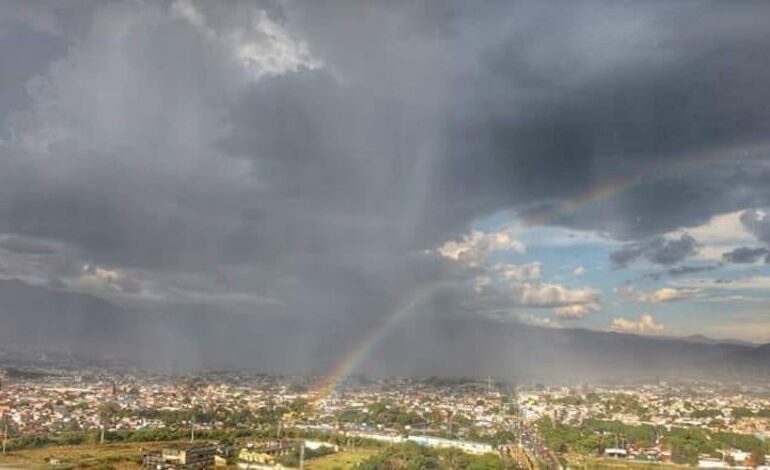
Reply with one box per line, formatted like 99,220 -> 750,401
508,419 -> 563,470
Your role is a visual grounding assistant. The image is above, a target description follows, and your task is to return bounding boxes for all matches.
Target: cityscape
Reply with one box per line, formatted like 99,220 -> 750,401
3,361 -> 770,469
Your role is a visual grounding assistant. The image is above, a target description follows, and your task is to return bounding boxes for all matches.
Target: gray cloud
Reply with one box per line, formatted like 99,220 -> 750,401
722,246 -> 769,264
741,209 -> 770,245
0,233 -> 58,255
667,264 -> 722,277
1,1 -> 770,367
611,234 -> 699,268
639,263 -> 722,282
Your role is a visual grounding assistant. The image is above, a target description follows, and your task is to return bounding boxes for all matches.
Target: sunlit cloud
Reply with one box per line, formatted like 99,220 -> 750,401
610,313 -> 664,335
437,229 -> 525,268
631,287 -> 701,303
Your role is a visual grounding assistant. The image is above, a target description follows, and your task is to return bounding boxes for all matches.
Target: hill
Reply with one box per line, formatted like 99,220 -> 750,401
0,279 -> 768,382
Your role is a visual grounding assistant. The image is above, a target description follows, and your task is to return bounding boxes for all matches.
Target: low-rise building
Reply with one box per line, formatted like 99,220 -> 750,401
142,444 -> 216,470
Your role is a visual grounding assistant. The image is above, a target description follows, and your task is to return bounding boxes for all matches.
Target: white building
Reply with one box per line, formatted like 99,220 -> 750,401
698,458 -> 728,468
406,435 -> 494,455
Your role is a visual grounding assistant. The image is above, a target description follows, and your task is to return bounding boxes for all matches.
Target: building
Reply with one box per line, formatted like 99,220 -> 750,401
729,450 -> 751,466
237,441 -> 297,469
237,448 -> 277,468
698,458 -> 728,469
604,448 -> 628,458
406,435 -> 495,455
304,440 -> 339,452
143,444 -> 216,470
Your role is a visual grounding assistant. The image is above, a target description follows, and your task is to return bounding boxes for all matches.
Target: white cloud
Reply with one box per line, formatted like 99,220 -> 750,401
554,302 -> 601,319
233,11 -> 322,79
473,278 -> 601,313
516,282 -> 598,308
515,313 -> 561,328
440,228 -> 599,318
491,262 -> 541,281
437,229 -> 525,267
75,265 -> 130,293
671,210 -> 756,260
633,287 -> 701,303
172,0 -> 322,80
610,313 -> 664,335
573,266 -> 586,276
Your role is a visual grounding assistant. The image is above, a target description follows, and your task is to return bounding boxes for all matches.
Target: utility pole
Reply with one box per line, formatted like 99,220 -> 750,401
3,419 -> 8,455
299,441 -> 305,470
100,424 -> 105,444
190,415 -> 195,442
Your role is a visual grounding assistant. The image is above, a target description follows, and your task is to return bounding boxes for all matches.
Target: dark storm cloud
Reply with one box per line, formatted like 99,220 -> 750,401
646,234 -> 700,266
0,0 -> 770,368
0,234 -> 58,255
640,263 -> 722,282
610,243 -> 647,270
0,23 -> 64,133
667,264 -> 722,277
722,246 -> 769,264
610,234 -> 699,269
434,2 -> 770,240
741,209 -> 770,246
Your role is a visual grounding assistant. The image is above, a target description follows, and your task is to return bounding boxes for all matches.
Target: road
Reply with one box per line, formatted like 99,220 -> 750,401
515,420 -> 563,470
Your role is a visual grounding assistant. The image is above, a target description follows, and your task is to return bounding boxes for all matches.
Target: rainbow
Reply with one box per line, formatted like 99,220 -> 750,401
310,138 -> 770,403
523,139 -> 770,227
311,282 -> 448,402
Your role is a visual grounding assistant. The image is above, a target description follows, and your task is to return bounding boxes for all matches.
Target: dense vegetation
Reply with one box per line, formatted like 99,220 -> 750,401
731,407 -> 770,419
536,417 -> 769,466
665,428 -> 767,466
337,400 -> 424,428
3,426 -> 383,452
690,409 -> 722,419
276,443 -> 337,467
355,442 -> 502,470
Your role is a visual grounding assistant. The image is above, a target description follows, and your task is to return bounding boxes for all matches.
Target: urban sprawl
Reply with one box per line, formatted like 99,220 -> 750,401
2,368 -> 770,469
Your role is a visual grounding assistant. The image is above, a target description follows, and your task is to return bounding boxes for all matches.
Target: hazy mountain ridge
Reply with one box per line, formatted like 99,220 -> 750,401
1,279 -> 768,381
681,334 -> 756,347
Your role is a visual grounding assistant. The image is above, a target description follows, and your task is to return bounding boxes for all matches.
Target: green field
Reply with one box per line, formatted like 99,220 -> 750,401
0,442 -> 376,470
566,455 -> 690,470
305,448 -> 377,470
0,441 -> 180,470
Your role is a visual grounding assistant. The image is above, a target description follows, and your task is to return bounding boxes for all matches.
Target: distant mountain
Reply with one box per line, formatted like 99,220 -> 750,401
1,278 -> 769,382
681,334 -> 756,347
0,278 -> 136,355
706,343 -> 770,378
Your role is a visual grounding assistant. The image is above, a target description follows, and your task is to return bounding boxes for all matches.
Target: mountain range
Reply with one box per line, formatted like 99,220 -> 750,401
0,278 -> 768,382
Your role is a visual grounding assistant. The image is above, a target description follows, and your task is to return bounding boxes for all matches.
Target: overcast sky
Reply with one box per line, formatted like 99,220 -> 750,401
2,0 -> 770,345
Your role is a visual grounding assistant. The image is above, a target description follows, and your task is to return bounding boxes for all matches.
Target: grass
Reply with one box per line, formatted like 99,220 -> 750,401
0,440 -> 190,470
305,448 -> 377,470
566,455 -> 689,470
0,442 -> 377,470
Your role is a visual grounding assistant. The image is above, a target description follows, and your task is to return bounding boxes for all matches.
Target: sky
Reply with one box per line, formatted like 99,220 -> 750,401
2,0 -> 770,347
